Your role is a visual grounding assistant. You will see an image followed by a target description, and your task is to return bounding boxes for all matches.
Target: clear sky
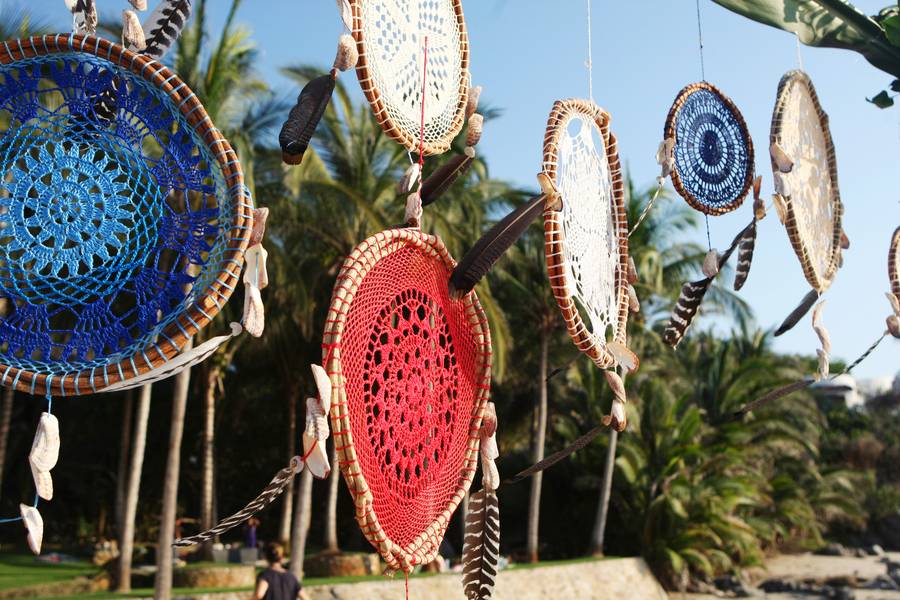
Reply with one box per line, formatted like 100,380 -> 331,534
20,0 -> 900,381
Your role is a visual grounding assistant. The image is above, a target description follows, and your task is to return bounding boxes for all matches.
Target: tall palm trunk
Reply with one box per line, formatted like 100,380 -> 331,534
590,428 -> 618,556
278,387 -> 298,544
115,391 -> 135,532
289,469 -> 313,578
200,363 -> 218,560
154,355 -> 192,600
117,385 -> 152,593
526,331 -> 549,563
323,442 -> 339,552
0,386 -> 14,499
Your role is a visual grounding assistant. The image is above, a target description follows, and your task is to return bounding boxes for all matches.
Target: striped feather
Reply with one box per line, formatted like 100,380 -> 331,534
173,461 -> 298,546
774,289 -> 820,336
733,221 -> 757,291
449,194 -> 545,298
142,0 -> 192,60
462,489 -> 500,600
663,277 -> 713,347
69,0 -> 97,35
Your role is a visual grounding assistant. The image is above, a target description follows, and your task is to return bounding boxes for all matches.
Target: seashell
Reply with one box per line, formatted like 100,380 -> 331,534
129,0 -> 147,10
607,341 -> 639,373
243,244 -> 269,290
333,34 -> 358,72
466,86 -> 482,119
887,292 -> 900,315
655,138 -> 675,167
627,257 -> 638,285
336,0 -> 353,30
481,451 -> 500,492
250,207 -> 269,246
840,230 -> 850,250
887,315 -> 900,339
241,283 -> 265,338
752,176 -> 766,220
396,163 -> 421,195
702,248 -> 720,278
480,402 -> 497,438
773,172 -> 792,198
303,398 -> 331,479
310,364 -> 332,413
602,398 -> 627,433
405,192 -> 422,227
536,172 -> 558,197
29,413 -> 59,501
480,430 -> 499,462
773,194 -> 788,225
770,142 -> 794,173
464,146 -> 476,158
20,504 -> 43,555
122,10 -> 146,51
811,301 -> 831,355
627,285 -> 640,313
466,114 -> 484,147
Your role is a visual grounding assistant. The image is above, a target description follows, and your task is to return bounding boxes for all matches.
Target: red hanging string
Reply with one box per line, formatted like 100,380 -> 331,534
405,571 -> 410,600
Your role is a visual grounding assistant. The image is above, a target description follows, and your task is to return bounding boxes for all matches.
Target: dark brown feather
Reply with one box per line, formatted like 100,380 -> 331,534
421,154 -> 474,206
504,426 -> 605,485
142,0 -> 192,60
449,194 -> 545,298
774,289 -> 820,336
462,488 -> 500,600
279,75 -> 335,165
733,221 -> 757,291
663,277 -> 714,347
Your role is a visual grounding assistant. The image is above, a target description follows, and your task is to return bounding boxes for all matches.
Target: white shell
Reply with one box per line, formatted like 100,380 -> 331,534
773,172 -> 792,198
129,0 -> 148,10
887,292 -> 900,315
840,230 -> 850,250
702,249 -> 720,278
123,10 -> 146,51
811,300 -> 831,355
481,432 -> 499,462
333,34 -> 358,72
396,163 -> 421,195
480,401 -> 497,438
29,413 -> 59,473
310,364 -> 332,413
627,257 -> 638,285
241,284 -> 265,338
887,315 -> 900,339
303,398 -> 331,479
769,142 -> 795,173
336,0 -> 353,30
773,194 -> 789,225
815,348 -> 830,381
243,245 -> 269,290
481,450 -> 500,492
655,138 -> 675,175
607,341 -> 639,373
627,285 -> 640,313
466,86 -> 482,119
466,114 -> 483,147
20,504 -> 43,555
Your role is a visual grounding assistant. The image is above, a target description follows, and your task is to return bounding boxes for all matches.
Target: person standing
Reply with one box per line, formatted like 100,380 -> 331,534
251,543 -> 308,600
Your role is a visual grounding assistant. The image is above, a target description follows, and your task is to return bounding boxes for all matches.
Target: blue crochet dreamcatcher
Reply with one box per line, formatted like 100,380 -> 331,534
0,32 -> 263,554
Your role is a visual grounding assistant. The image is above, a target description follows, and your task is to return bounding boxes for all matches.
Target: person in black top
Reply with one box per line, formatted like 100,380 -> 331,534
251,543 -> 308,600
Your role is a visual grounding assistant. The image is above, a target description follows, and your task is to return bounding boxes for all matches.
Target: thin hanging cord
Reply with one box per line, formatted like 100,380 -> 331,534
704,214 -> 712,250
629,180 -> 665,237
586,0 -> 594,102
695,0 -> 706,81
415,36 -> 429,200
794,32 -> 804,71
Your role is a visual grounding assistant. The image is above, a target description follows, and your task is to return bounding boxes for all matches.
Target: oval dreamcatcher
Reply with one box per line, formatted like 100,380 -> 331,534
0,16 -> 269,551
769,70 -> 845,335
660,82 -> 764,347
322,228 -> 492,573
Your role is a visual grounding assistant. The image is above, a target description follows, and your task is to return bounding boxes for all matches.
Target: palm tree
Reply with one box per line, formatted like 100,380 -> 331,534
0,387 -> 13,500
117,385 -> 152,593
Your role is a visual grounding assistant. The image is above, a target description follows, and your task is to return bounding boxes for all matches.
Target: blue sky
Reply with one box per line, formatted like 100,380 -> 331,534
22,0 -> 900,380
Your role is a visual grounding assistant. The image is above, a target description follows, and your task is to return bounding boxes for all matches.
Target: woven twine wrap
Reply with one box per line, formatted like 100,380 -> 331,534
322,228 -> 492,572
665,82 -> 755,216
542,99 -> 629,369
0,35 -> 252,396
891,227 -> 900,299
771,70 -> 843,293
351,0 -> 469,156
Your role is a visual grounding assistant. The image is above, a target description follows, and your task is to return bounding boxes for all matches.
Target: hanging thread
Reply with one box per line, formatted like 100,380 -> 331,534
794,31 -> 804,71
586,0 -> 594,102
415,35 -> 429,199
695,0 -> 706,81
704,214 -> 712,251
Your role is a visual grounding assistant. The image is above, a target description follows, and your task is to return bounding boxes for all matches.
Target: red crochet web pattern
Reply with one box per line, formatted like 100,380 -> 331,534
323,229 -> 491,572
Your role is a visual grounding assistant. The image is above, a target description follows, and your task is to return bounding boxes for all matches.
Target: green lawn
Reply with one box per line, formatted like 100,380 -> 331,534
0,552 -> 100,591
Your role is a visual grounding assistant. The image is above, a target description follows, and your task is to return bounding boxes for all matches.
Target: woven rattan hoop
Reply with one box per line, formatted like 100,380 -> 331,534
665,82 -> 755,216
542,99 -> 629,369
0,35 -> 252,397
771,70 -> 843,293
890,227 -> 900,299
350,0 -> 470,156
322,228 -> 491,572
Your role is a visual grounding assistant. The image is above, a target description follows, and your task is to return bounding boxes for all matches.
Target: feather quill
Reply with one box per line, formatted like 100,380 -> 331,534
775,289 -> 820,336
141,0 -> 193,60
733,221 -> 757,291
420,154 -> 475,207
279,75 -> 335,165
449,194 -> 546,298
462,489 -> 500,600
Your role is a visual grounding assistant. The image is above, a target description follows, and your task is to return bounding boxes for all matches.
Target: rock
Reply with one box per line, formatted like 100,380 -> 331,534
875,513 -> 900,550
303,552 -> 381,578
825,574 -> 858,588
862,574 -> 900,590
868,544 -> 886,556
172,565 -> 255,589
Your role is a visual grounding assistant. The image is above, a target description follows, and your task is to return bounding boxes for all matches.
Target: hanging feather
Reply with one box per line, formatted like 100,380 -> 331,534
142,0 -> 193,60
504,426 -> 605,485
775,289 -> 820,336
420,154 -> 475,207
279,74 -> 335,165
663,277 -> 713,347
462,488 -> 500,600
20,504 -> 43,555
733,221 -> 757,291
68,0 -> 97,35
123,10 -> 147,51
174,459 -> 301,547
449,194 -> 546,298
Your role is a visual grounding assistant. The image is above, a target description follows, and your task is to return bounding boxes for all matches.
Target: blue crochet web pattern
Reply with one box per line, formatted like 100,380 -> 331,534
667,84 -> 753,216
0,37 -> 251,395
